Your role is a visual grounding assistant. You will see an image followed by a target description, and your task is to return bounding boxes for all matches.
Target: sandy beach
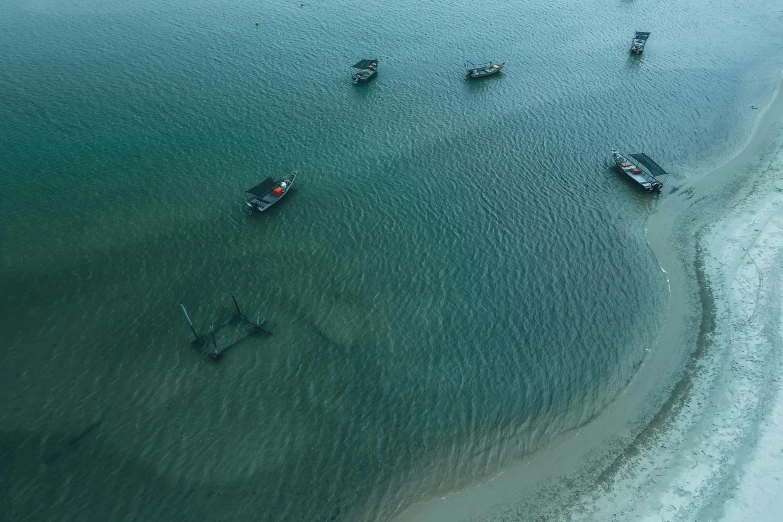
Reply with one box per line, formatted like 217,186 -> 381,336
397,76 -> 783,521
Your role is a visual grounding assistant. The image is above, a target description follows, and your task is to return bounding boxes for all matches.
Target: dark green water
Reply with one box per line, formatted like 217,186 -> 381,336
2,0 -> 782,519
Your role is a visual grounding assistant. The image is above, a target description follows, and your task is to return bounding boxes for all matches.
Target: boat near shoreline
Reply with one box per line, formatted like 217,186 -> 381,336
611,149 -> 666,192
402,89 -> 783,522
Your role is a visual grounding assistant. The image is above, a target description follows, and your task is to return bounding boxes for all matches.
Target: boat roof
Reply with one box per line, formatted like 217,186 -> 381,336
246,177 -> 277,197
629,153 -> 667,178
633,31 -> 651,41
352,59 -> 378,69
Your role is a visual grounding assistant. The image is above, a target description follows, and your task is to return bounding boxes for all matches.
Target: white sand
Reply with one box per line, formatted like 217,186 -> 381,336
571,112 -> 783,520
397,80 -> 783,522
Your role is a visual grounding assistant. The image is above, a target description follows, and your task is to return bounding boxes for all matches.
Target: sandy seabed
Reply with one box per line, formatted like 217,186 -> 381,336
398,76 -> 783,522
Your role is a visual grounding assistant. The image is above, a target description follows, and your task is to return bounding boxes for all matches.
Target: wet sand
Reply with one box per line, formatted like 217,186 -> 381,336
397,75 -> 783,521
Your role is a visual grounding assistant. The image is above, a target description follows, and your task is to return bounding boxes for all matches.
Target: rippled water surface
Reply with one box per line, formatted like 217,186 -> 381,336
2,0 -> 782,519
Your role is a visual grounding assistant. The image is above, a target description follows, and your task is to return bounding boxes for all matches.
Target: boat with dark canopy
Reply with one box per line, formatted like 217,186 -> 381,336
611,149 -> 667,192
465,60 -> 505,78
246,172 -> 296,212
630,31 -> 651,54
352,59 -> 378,84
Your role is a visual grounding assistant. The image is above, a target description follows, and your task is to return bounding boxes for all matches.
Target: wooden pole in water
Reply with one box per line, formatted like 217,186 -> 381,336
209,322 -> 218,351
179,302 -> 199,341
231,294 -> 243,318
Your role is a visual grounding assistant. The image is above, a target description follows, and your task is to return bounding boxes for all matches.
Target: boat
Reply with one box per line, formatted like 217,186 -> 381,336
630,31 -> 651,54
246,172 -> 296,212
611,149 -> 666,192
352,59 -> 378,84
465,60 -> 505,78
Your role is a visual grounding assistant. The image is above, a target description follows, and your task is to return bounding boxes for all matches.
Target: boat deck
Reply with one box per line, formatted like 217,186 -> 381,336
467,62 -> 503,78
245,172 -> 296,212
251,193 -> 282,207
630,31 -> 651,53
612,150 -> 662,191
621,166 -> 659,189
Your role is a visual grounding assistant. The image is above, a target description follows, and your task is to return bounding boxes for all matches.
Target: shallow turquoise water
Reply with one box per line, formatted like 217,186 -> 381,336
1,0 -> 782,519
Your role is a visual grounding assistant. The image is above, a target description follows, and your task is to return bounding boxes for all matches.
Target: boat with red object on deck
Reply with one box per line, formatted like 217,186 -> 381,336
611,149 -> 666,192
245,171 -> 296,212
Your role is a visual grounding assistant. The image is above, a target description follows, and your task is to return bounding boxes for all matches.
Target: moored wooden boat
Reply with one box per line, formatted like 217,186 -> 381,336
465,60 -> 505,78
630,31 -> 651,54
352,59 -> 378,84
246,171 -> 296,212
611,149 -> 665,192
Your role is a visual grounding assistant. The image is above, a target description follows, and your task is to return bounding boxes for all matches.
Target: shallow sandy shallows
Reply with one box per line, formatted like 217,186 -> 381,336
398,84 -> 783,522
571,119 -> 783,521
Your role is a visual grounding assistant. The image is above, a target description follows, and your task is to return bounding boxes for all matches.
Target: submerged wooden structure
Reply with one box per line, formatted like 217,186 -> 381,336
179,295 -> 272,360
